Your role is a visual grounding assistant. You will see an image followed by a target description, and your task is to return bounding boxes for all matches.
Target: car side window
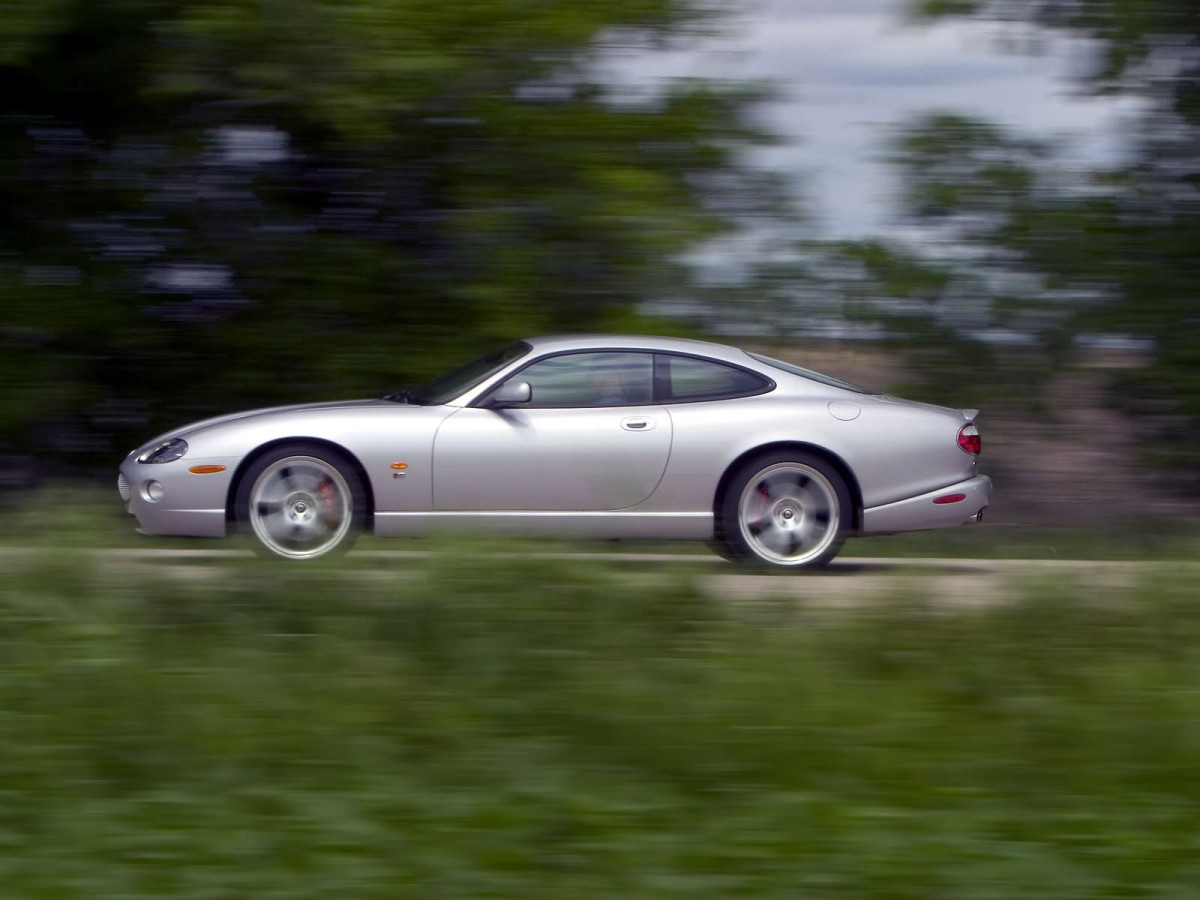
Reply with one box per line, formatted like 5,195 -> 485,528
508,352 -> 655,407
656,354 -> 770,402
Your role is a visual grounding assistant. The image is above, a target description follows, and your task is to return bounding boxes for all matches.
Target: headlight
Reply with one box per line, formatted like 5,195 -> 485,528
137,438 -> 188,464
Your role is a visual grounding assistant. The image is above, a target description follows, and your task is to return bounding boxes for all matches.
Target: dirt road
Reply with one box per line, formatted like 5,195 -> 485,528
48,548 -> 1194,606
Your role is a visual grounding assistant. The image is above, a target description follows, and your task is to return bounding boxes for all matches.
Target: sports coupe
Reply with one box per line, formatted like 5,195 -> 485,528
118,335 -> 991,568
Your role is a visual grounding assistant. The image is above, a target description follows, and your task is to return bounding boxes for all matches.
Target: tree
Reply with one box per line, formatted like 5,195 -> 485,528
0,0 -> 780,477
905,0 -> 1200,479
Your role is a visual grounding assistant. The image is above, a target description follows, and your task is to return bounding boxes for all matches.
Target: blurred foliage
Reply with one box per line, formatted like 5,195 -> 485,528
902,0 -> 1200,478
1,535 -> 1200,894
0,0 -> 781,474
705,233 -> 1031,411
4,0 -> 1199,494
693,113 -> 1082,410
719,0 -> 1200,474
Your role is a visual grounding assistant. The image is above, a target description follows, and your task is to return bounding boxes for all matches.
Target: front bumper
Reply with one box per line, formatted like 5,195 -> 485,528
860,475 -> 992,534
118,457 -> 234,538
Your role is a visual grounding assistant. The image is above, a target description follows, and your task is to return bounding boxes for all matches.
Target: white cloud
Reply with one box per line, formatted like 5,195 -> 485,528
603,0 -> 1140,235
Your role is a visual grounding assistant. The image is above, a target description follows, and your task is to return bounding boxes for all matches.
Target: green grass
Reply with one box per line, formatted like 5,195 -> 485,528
0,535 -> 1198,897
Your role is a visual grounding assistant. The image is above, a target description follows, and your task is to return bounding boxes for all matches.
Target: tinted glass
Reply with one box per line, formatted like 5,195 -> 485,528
659,354 -> 768,401
510,352 -> 654,407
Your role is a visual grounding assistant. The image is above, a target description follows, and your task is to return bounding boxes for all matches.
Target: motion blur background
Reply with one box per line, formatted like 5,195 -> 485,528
1,0 -> 1197,522
3,4 -> 1200,896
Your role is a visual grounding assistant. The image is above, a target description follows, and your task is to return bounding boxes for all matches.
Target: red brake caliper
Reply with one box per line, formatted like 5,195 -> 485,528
318,480 -> 339,528
755,483 -> 770,527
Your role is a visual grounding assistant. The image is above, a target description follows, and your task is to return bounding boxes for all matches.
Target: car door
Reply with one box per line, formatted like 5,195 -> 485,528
432,351 -> 672,510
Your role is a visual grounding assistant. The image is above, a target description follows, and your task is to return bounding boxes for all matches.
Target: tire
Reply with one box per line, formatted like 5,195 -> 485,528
705,538 -> 739,563
717,450 -> 850,570
234,442 -> 367,560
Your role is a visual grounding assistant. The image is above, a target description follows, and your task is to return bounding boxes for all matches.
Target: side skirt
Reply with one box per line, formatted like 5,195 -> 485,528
373,511 -> 714,540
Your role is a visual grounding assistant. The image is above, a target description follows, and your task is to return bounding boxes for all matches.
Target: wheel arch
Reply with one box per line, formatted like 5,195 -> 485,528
225,437 -> 376,531
713,442 -> 863,533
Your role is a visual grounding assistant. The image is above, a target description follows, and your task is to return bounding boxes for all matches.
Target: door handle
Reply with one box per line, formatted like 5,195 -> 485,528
621,417 -> 654,431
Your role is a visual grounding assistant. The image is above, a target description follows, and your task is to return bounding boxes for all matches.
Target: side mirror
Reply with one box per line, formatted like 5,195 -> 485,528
489,380 -> 531,408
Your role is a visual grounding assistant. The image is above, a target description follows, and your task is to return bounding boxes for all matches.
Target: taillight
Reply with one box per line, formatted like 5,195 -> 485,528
958,423 -> 981,455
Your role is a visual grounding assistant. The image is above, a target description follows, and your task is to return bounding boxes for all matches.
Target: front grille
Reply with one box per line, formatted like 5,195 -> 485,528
117,472 -> 131,502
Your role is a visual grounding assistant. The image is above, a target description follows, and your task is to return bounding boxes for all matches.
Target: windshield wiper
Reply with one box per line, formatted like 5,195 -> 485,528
384,389 -> 413,404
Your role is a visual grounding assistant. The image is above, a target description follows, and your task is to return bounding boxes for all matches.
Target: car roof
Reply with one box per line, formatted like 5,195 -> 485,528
522,334 -> 754,364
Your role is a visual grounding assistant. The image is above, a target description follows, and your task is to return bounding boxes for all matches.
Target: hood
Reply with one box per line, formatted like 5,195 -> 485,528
137,398 -> 400,450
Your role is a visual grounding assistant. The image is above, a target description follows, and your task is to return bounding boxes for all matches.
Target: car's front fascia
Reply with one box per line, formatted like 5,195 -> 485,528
120,430 -> 240,538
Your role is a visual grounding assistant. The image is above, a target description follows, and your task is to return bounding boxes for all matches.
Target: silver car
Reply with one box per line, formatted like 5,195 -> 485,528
118,335 -> 991,568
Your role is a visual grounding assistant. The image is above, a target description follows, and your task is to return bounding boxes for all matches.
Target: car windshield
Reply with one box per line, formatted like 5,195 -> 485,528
745,351 -> 873,394
387,341 -> 531,405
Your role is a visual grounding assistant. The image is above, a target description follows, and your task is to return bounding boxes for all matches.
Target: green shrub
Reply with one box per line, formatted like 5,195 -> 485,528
0,538 -> 1197,896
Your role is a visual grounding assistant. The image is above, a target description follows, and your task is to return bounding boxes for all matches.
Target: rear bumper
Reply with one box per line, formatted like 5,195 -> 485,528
860,475 -> 992,534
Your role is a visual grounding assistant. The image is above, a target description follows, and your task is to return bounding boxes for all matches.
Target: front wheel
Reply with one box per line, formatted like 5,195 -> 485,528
717,451 -> 850,569
235,443 -> 366,560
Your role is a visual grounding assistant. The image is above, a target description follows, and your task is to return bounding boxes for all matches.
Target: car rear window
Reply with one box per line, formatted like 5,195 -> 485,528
744,351 -> 872,394
656,354 -> 771,402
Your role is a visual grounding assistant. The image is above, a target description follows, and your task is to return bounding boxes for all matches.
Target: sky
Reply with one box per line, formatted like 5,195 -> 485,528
610,0 -> 1141,237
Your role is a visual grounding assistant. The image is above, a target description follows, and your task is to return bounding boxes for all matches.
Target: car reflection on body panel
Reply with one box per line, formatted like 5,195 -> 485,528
118,335 -> 991,568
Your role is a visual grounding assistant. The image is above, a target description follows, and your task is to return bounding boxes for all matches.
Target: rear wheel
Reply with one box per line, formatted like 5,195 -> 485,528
717,451 -> 850,569
235,443 -> 366,560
